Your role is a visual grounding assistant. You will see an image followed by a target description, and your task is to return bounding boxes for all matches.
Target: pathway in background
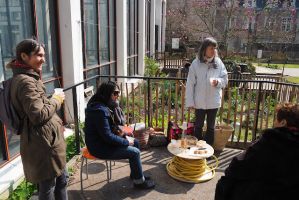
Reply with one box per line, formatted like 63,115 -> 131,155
255,66 -> 299,77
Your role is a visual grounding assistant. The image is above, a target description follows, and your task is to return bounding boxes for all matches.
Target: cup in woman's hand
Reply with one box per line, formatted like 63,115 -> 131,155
54,88 -> 63,95
54,88 -> 65,102
209,78 -> 218,86
209,78 -> 215,85
126,136 -> 134,146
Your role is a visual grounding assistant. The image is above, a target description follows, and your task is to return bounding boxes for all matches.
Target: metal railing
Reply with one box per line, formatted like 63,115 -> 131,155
64,75 -> 299,153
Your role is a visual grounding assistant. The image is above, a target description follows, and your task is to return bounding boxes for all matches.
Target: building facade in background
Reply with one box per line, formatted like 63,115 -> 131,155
166,0 -> 299,58
0,0 -> 166,198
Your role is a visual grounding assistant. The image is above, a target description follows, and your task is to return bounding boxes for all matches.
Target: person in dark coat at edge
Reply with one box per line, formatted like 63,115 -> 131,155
215,103 -> 299,200
7,39 -> 67,200
84,81 -> 155,189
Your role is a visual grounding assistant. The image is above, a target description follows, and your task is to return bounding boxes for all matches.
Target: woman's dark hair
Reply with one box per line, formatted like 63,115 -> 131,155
276,103 -> 299,129
88,81 -> 119,106
198,37 -> 218,62
16,39 -> 45,62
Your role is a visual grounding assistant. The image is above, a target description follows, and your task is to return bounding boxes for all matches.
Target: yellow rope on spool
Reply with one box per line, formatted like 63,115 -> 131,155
166,155 -> 219,183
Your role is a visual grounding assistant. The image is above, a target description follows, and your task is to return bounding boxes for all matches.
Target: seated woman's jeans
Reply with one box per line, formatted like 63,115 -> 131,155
102,139 -> 144,183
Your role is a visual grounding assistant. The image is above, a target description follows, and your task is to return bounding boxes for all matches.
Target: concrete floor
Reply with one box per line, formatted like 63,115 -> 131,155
67,147 -> 243,200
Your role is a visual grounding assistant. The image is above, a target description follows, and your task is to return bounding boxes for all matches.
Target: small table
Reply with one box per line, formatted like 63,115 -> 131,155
166,140 -> 217,183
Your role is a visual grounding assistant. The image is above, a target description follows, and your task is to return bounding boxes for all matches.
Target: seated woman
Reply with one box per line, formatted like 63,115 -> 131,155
84,81 -> 155,189
215,103 -> 299,200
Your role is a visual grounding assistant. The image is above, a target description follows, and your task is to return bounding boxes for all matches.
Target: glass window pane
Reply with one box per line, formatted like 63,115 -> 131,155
0,123 -> 5,163
128,58 -> 135,76
127,0 -> 138,62
134,0 -> 137,55
135,56 -> 138,75
127,58 -> 130,75
127,0 -> 130,56
84,0 -> 99,67
6,128 -> 20,158
86,69 -> 99,89
109,0 -> 116,61
99,0 -> 109,64
100,64 -> 110,82
36,0 -> 60,82
147,1 -> 151,53
145,1 -> 148,52
130,0 -> 134,55
44,79 -> 61,95
110,62 -> 116,76
0,0 -> 34,80
101,64 -> 109,75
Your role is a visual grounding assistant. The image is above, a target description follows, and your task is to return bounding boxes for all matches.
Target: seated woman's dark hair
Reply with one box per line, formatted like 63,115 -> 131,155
88,81 -> 119,106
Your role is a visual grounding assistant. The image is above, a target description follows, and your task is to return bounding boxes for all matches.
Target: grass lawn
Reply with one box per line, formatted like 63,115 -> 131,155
286,76 -> 299,84
253,63 -> 299,69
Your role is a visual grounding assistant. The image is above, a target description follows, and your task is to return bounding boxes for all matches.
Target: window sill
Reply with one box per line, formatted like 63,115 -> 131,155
126,75 -> 143,84
0,156 -> 24,199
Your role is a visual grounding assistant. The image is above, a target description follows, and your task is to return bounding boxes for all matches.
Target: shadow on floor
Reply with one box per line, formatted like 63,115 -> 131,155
67,147 -> 243,200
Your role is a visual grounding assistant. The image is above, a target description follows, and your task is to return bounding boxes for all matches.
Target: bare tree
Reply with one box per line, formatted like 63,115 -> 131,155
166,0 -> 296,58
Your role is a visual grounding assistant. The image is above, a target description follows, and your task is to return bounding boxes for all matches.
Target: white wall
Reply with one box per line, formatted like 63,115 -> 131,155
58,0 -> 85,122
116,0 -> 127,78
138,0 -> 146,76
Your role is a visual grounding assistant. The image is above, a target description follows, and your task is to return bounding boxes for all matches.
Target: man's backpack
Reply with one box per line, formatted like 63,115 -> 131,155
0,78 -> 23,134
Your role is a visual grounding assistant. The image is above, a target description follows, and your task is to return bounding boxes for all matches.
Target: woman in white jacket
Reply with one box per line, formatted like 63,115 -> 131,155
186,37 -> 228,145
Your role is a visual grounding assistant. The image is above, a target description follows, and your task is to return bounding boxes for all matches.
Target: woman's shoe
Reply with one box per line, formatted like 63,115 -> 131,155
130,174 -> 151,180
134,179 -> 155,189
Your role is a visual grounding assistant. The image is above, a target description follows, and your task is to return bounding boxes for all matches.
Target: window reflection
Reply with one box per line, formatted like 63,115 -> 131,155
0,0 -> 33,80
99,65 -> 110,83
86,69 -> 99,89
0,0 -> 33,161
109,0 -> 116,61
84,0 -> 99,66
83,0 -> 116,83
35,0 -> 60,82
99,0 -> 109,64
6,128 -> 20,158
44,79 -> 61,95
0,123 -> 5,163
0,0 -> 60,164
127,0 -> 138,76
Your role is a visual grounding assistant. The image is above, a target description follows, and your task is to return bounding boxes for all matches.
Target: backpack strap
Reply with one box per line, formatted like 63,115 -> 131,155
10,74 -> 32,133
10,75 -> 31,118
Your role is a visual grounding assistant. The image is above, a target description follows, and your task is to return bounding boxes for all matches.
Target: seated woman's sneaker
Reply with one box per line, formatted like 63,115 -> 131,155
134,179 -> 155,189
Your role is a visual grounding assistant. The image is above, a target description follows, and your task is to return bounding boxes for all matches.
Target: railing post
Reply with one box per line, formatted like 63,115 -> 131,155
147,78 -> 151,128
72,87 -> 80,154
163,52 -> 166,69
253,81 -> 263,141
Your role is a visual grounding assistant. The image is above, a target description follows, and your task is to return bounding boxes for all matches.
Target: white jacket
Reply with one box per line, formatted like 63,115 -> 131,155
185,57 -> 228,109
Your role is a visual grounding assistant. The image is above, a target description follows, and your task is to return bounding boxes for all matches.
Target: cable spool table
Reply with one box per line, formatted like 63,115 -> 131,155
166,140 -> 218,183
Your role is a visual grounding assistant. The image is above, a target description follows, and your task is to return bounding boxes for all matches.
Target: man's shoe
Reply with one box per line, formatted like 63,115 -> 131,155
134,180 -> 155,189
